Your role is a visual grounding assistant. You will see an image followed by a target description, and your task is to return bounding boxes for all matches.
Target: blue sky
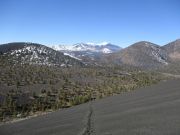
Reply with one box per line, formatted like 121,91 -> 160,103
0,0 -> 180,47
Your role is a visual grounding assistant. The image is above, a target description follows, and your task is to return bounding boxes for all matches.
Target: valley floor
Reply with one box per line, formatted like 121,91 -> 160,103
0,79 -> 180,135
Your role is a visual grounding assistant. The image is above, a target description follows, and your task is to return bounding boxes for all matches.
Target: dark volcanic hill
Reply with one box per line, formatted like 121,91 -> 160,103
103,41 -> 168,69
0,42 -> 84,67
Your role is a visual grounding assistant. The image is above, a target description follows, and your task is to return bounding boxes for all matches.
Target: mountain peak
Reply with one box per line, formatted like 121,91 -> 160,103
174,39 -> 180,44
175,38 -> 180,42
164,39 -> 180,48
135,41 -> 156,45
86,42 -> 110,46
130,41 -> 159,49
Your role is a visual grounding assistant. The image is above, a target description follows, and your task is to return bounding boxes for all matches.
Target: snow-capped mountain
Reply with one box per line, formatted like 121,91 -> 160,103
52,42 -> 121,63
0,42 -> 84,67
52,42 -> 121,53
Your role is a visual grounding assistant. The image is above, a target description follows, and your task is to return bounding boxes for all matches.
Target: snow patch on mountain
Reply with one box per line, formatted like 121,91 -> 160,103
63,53 -> 82,60
150,45 -> 168,65
101,48 -> 112,53
152,51 -> 168,65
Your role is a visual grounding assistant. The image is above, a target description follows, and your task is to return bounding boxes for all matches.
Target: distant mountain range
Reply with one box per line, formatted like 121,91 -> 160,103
52,42 -> 121,53
0,39 -> 180,69
52,42 -> 122,64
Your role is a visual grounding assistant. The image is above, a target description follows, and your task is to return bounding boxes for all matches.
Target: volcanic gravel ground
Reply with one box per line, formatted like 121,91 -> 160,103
0,79 -> 180,135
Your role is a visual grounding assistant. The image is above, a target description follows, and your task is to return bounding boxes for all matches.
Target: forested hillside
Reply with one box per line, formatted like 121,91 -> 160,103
0,57 -> 165,122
